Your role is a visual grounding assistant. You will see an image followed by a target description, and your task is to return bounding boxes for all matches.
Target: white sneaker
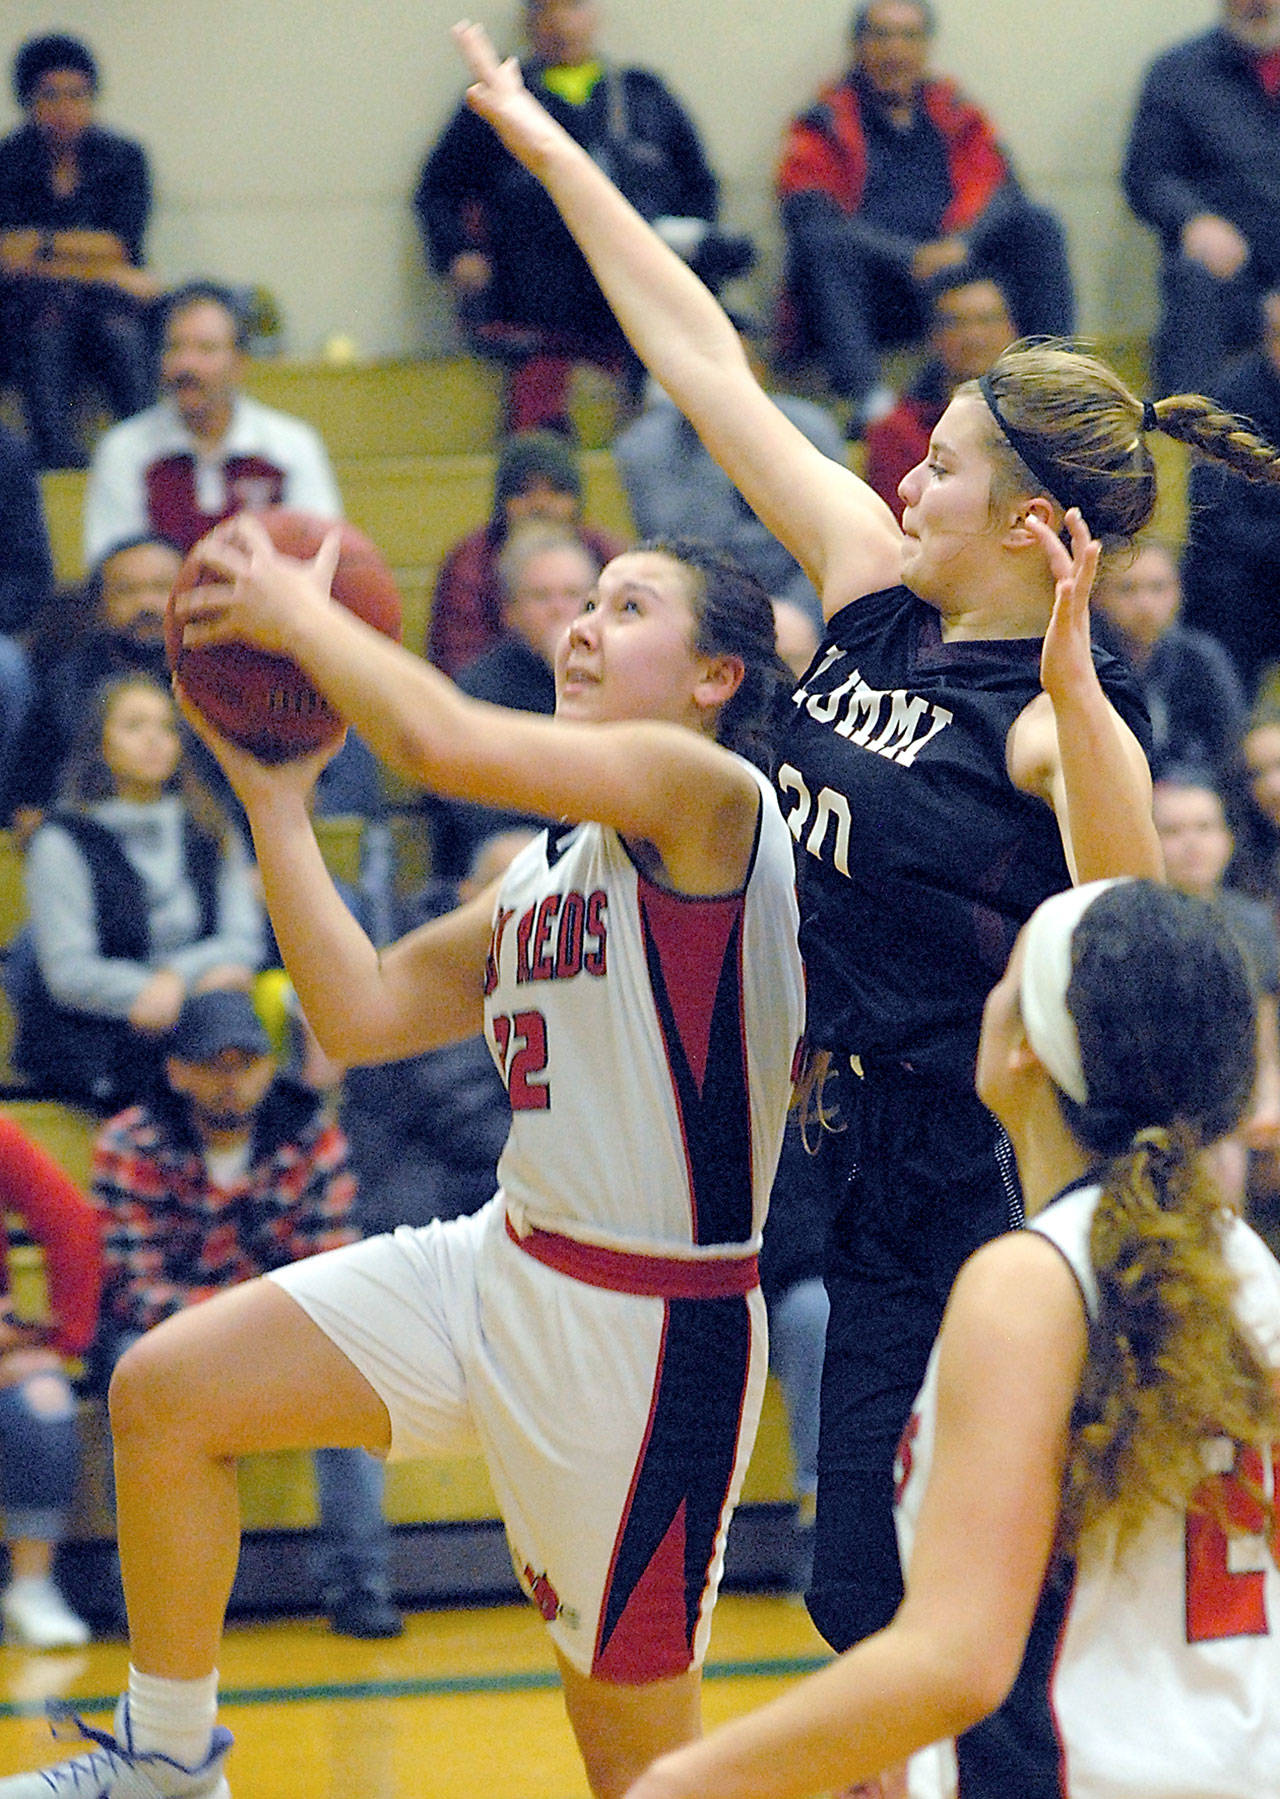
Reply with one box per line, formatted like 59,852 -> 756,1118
0,1580 -> 91,1650
0,1699 -> 233,1796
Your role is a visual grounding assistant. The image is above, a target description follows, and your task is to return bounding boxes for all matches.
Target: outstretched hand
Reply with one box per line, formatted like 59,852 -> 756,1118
172,511 -> 341,659
1026,507 -> 1100,705
452,19 -> 562,165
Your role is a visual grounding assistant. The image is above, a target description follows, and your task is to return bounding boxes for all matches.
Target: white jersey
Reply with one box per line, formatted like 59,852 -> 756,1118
896,1182 -> 1280,1799
483,761 -> 804,1258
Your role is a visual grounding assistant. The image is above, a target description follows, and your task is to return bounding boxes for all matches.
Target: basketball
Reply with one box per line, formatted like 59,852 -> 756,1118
166,508 -> 402,763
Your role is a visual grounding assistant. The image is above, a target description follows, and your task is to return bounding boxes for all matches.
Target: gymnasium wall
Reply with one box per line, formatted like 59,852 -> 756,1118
0,0 -> 1216,360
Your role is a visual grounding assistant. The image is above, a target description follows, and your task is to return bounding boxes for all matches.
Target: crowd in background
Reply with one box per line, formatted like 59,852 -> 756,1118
0,0 -> 1279,1656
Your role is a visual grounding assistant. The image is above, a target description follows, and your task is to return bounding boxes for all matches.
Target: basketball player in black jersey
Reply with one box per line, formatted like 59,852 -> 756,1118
453,15 -> 1280,1701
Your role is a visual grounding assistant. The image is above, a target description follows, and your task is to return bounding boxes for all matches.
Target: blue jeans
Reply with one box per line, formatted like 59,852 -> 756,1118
766,1276 -> 828,1501
0,1367 -> 80,1543
0,634 -> 32,818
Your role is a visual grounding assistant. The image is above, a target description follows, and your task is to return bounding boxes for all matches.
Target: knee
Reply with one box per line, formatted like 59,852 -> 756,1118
108,1329 -> 192,1445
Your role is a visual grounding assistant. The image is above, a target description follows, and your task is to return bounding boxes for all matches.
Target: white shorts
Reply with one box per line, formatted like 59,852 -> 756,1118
268,1198 -> 767,1680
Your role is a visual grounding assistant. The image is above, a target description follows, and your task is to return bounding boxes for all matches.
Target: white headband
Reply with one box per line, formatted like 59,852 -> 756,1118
1019,879 -> 1130,1104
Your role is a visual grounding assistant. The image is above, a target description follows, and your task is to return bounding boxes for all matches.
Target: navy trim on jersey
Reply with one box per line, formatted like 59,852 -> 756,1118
636,877 -> 754,1246
955,1554 -> 1076,1797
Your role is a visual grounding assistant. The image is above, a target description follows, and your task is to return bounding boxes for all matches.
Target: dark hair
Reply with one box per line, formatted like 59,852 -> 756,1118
162,282 -> 251,352
638,538 -> 789,770
971,338 -> 1280,550
1151,760 -> 1224,805
61,675 -> 180,807
851,0 -> 935,41
924,262 -> 1011,322
490,431 -> 583,540
86,534 -> 186,619
1049,882 -> 1278,1549
61,673 -> 236,848
13,34 -> 97,106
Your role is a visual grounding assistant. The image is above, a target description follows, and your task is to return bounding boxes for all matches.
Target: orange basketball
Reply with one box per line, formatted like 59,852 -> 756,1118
166,509 -> 402,763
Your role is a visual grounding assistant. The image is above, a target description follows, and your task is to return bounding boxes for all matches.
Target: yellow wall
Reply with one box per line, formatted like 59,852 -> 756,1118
0,0 -> 1217,357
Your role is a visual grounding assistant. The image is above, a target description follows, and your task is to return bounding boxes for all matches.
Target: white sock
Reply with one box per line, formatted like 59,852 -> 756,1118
126,1666 -> 220,1772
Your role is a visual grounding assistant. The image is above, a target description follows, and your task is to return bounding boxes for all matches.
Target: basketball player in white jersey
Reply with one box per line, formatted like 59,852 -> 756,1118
0,523 -> 803,1799
617,879 -> 1280,1799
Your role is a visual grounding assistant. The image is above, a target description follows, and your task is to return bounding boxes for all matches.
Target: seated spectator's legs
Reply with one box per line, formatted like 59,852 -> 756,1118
0,633 -> 33,819
969,201 -> 1075,339
311,1445 -> 399,1634
6,284 -> 85,469
767,1275 -> 829,1512
82,293 -> 155,426
1154,254 -> 1262,398
781,197 -> 919,404
0,1368 -> 91,1647
507,352 -> 577,434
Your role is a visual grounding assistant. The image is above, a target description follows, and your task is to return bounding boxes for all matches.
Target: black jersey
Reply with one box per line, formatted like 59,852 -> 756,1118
777,586 -> 1151,1087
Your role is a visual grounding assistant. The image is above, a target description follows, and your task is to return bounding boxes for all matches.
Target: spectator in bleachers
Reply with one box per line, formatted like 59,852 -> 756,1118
416,0 -> 752,435
427,428 -> 626,677
82,281 -> 340,568
613,322 -> 842,628
0,419 -> 53,819
89,988 -> 401,1638
8,674 -> 263,1111
1154,764 -> 1280,1226
1123,0 -> 1280,397
0,33 -> 158,471
430,520 -> 600,876
775,0 -> 1073,430
1091,537 -> 1247,780
1229,690 -> 1280,915
0,1113 -> 100,1649
342,828 -> 530,1238
862,266 -> 1016,520
1181,288 -> 1280,696
10,534 -> 178,826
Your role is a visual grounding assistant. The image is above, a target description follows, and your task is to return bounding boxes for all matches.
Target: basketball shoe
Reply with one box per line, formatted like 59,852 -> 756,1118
0,1699 -> 232,1796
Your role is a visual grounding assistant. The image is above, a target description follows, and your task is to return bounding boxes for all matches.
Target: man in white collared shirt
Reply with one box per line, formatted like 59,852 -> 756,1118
83,280 -> 341,567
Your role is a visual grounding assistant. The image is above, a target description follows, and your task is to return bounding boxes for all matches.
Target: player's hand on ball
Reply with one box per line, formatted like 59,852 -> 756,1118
174,678 -> 346,798
175,512 -> 342,657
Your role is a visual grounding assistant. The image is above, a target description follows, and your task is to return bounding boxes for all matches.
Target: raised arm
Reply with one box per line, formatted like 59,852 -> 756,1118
177,515 -> 763,897
174,714 -> 496,1065
450,21 -> 904,615
1008,511 -> 1162,884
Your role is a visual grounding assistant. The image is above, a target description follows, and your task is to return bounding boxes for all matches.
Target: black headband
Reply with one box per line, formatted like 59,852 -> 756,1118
977,373 -> 1158,525
977,373 -> 1087,514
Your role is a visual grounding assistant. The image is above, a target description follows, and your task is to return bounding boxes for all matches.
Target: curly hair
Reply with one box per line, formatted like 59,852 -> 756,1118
967,339 -> 1280,550
1049,883 -> 1280,1552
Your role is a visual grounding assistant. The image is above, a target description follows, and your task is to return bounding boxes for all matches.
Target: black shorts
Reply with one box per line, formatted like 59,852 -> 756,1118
806,1060 -> 1022,1652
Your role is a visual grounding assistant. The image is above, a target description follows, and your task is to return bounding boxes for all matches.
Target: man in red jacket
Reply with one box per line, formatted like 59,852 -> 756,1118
776,0 -> 1073,429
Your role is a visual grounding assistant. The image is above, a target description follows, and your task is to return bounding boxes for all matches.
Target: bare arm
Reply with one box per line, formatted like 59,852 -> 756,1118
177,515 -> 762,896
1008,511 -> 1162,884
176,708 -> 494,1064
450,22 -> 904,615
624,1234 -> 1087,1799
